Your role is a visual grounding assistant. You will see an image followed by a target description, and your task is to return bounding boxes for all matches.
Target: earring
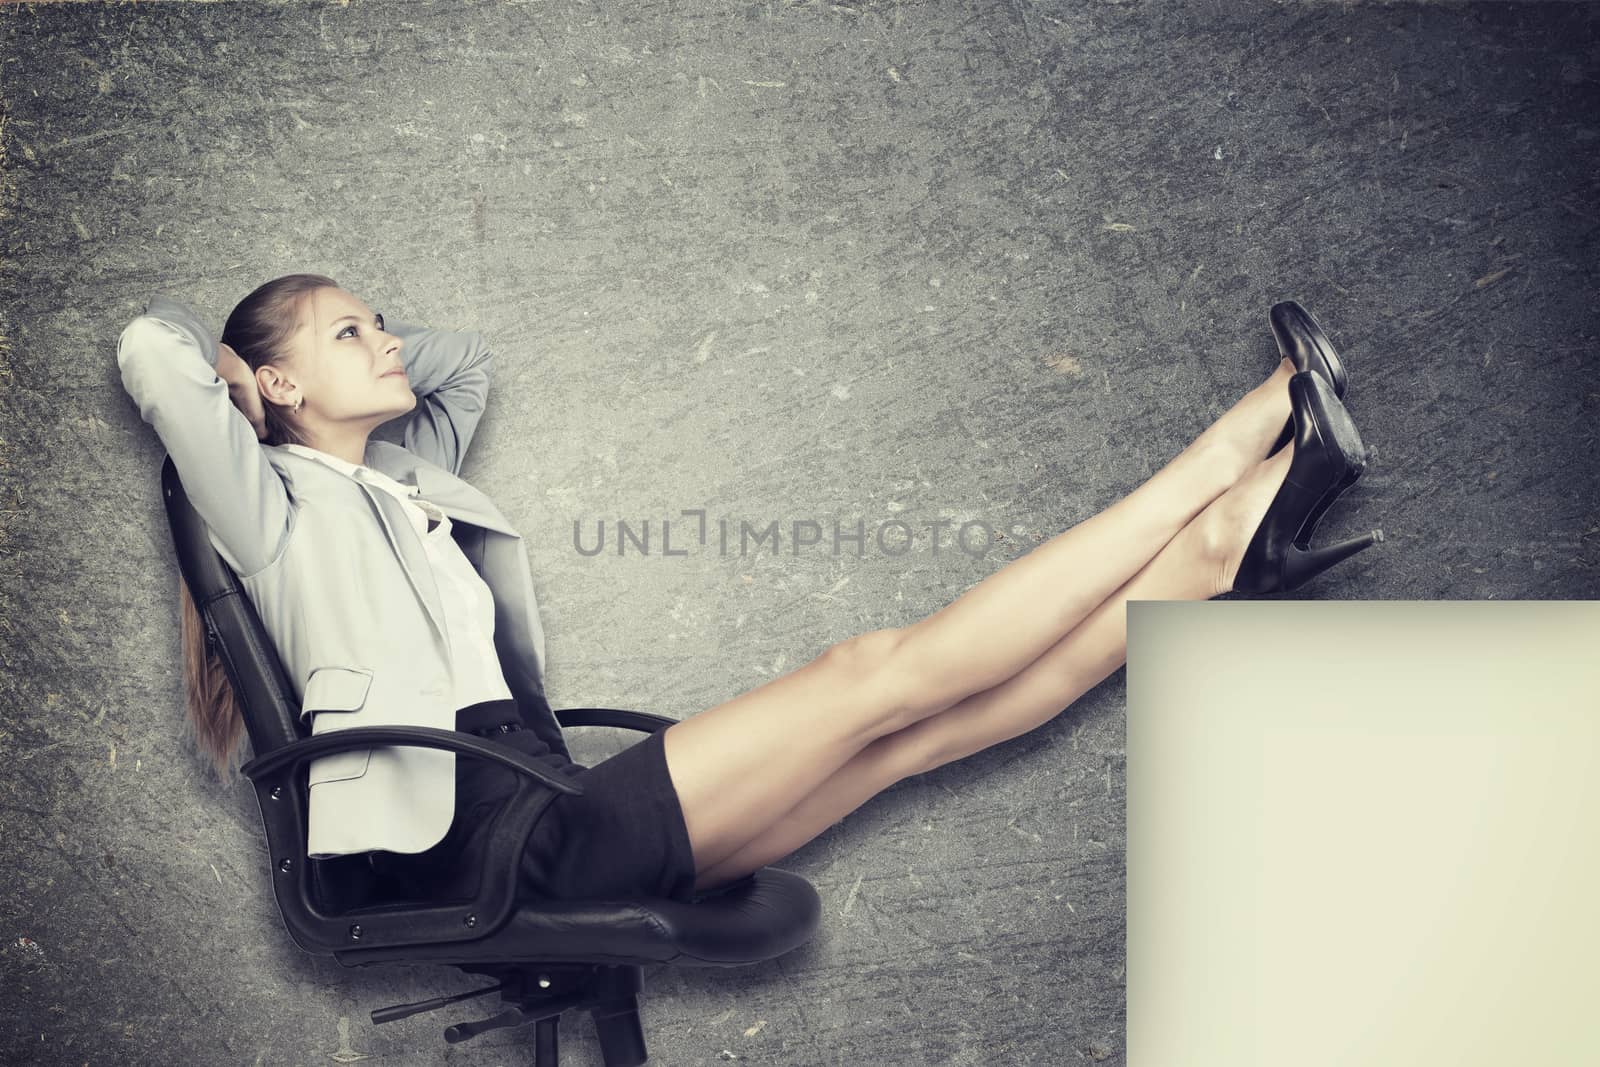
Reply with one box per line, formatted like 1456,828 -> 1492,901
293,396 -> 303,412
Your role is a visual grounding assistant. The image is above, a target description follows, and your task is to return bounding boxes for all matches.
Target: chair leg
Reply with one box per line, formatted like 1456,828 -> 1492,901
535,1014 -> 559,1066
591,993 -> 648,1066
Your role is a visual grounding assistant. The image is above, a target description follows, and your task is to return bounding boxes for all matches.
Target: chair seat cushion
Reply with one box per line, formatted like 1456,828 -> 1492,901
332,867 -> 821,968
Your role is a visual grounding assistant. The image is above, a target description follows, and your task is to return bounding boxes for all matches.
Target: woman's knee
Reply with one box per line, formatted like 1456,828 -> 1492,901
818,627 -> 905,678
817,628 -> 923,727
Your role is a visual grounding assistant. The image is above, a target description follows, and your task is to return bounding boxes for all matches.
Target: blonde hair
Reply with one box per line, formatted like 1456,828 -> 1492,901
177,272 -> 337,782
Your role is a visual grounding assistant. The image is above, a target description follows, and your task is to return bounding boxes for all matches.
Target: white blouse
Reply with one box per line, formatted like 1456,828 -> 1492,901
280,443 -> 515,712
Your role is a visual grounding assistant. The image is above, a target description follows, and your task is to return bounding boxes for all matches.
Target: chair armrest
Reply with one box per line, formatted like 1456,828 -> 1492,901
239,725 -> 584,796
239,726 -> 581,955
552,706 -> 680,734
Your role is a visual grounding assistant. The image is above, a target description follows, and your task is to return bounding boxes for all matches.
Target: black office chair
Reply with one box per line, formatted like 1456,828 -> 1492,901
158,456 -> 822,1065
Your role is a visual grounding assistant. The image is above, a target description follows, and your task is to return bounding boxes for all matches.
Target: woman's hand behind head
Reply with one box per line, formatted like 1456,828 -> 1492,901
217,341 -> 268,441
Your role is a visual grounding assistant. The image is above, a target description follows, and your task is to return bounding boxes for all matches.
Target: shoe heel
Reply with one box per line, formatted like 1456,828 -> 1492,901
1294,464 -> 1366,549
1280,528 -> 1385,591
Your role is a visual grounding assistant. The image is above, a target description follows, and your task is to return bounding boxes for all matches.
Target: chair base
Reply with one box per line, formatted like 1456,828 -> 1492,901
372,961 -> 650,1066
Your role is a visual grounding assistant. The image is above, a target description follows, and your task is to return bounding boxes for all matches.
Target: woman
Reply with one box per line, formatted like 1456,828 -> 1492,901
117,273 -> 1382,907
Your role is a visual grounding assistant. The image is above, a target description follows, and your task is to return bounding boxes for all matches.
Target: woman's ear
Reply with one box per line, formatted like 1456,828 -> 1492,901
257,365 -> 296,408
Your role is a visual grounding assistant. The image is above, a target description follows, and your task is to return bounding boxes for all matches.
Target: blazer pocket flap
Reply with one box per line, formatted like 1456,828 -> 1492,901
299,665 -> 375,723
307,747 -> 372,786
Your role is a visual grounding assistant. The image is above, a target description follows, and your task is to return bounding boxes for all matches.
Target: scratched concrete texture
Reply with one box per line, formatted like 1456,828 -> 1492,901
2,0 -> 1597,1064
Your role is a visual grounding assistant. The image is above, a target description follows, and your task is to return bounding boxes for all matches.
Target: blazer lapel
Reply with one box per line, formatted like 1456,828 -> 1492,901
351,479 -> 451,649
377,449 -> 521,540
413,467 -> 519,538
355,443 -> 526,650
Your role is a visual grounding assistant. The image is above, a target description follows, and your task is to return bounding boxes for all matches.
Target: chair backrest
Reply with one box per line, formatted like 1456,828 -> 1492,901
159,456 -> 303,756
158,456 -> 388,915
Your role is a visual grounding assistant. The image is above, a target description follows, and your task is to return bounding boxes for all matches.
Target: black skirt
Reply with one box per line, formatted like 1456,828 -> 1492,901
367,695 -> 700,904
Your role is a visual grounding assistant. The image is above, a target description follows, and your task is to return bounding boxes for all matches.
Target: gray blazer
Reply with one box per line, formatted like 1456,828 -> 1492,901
117,295 -> 568,857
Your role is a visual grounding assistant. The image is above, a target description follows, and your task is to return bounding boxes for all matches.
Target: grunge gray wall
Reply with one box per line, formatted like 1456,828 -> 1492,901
2,2 -> 1595,1065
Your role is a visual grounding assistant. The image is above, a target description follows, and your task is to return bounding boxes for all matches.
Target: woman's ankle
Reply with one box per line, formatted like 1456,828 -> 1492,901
1193,449 -> 1296,596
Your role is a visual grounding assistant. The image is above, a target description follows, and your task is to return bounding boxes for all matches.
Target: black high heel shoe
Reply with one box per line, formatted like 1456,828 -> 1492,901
1232,371 -> 1384,594
1268,300 -> 1349,456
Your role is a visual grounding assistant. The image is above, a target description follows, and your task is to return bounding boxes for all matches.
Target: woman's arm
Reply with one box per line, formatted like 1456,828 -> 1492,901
116,295 -> 294,578
383,319 -> 494,477
214,340 -> 269,440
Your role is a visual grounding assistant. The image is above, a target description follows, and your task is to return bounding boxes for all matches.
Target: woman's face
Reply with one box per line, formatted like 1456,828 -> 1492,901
284,286 -> 415,428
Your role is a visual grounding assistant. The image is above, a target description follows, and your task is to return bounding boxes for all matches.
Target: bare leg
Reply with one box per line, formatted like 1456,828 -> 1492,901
665,359 -> 1296,875
691,444 -> 1298,890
